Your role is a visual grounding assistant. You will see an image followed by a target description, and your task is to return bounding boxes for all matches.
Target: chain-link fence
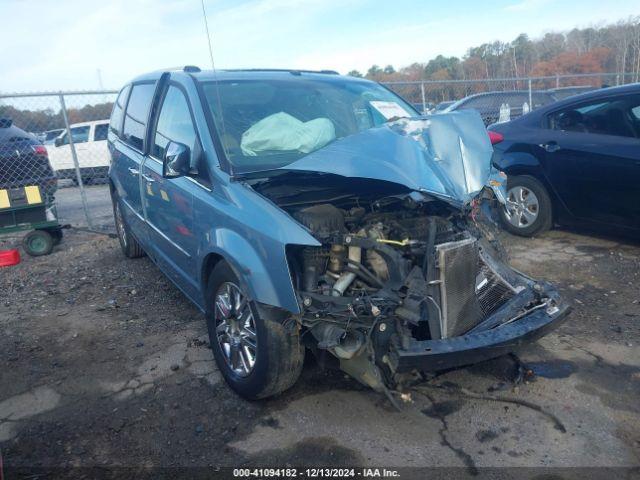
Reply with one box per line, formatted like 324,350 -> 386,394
0,72 -> 638,232
382,72 -> 639,124
0,91 -> 117,230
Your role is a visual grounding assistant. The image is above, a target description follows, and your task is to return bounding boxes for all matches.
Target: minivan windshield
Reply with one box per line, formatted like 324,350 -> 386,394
201,78 -> 417,173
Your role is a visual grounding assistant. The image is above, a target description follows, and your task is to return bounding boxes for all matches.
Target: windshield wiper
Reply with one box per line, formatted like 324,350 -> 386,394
230,168 -> 289,182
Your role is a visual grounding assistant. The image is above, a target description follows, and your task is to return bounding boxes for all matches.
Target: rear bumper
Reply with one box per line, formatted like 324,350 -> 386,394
388,295 -> 571,372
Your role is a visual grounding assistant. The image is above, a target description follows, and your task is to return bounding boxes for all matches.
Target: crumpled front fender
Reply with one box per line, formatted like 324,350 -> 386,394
201,227 -> 316,314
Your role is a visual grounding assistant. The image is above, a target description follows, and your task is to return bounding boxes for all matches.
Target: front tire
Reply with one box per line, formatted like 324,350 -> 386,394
206,261 -> 304,399
499,175 -> 553,237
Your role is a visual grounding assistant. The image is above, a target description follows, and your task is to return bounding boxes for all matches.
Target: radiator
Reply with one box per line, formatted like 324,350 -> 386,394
436,237 -> 484,338
435,237 -> 517,338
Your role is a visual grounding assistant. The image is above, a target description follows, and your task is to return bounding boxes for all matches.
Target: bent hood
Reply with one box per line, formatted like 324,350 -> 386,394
278,110 -> 506,206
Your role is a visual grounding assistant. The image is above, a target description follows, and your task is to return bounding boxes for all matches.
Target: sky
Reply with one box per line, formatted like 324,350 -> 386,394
1,0 -> 638,93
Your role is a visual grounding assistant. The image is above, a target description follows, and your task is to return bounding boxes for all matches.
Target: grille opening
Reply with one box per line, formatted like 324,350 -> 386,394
475,260 -> 516,318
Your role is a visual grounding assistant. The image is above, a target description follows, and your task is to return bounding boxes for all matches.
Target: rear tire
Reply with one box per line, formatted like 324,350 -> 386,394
206,261 -> 304,399
499,175 -> 553,237
111,192 -> 145,258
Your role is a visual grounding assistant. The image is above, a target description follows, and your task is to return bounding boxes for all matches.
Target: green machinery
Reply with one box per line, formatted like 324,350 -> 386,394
0,185 -> 63,256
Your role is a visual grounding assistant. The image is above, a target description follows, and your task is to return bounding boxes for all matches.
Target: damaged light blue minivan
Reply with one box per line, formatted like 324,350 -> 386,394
108,67 -> 570,399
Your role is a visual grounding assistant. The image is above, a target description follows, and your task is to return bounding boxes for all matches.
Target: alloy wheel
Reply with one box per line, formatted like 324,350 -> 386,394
214,282 -> 257,377
505,185 -> 540,228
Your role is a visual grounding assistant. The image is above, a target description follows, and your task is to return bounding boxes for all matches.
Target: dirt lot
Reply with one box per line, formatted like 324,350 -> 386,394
1,224 -> 639,476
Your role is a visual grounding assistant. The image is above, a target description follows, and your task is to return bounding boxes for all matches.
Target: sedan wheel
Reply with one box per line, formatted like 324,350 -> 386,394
505,185 -> 539,228
214,281 -> 258,377
498,175 -> 552,237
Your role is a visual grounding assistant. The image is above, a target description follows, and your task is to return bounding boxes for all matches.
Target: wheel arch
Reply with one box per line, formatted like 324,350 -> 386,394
200,251 -> 225,295
198,230 -> 304,315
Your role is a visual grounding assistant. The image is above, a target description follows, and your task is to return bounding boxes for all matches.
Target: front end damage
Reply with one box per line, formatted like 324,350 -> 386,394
245,111 -> 570,391
277,194 -> 569,391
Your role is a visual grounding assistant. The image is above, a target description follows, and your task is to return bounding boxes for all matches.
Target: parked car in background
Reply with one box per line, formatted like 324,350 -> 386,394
411,102 -> 435,114
489,83 -> 640,237
108,67 -> 569,400
546,85 -> 596,100
444,90 -> 557,125
0,118 -> 57,201
433,100 -> 454,112
43,128 -> 65,145
46,120 -> 110,183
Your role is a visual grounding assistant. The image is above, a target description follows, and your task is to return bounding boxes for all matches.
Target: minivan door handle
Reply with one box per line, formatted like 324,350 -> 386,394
540,141 -> 561,153
128,167 -> 139,176
142,174 -> 156,183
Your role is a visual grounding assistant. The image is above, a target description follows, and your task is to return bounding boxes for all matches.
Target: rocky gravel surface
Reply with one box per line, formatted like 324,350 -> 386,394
0,226 -> 639,477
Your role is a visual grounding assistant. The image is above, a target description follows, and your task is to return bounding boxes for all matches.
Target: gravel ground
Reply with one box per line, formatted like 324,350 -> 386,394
1,224 -> 639,477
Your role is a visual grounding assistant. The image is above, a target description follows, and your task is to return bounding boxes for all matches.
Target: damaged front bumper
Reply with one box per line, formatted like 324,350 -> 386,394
388,285 -> 571,373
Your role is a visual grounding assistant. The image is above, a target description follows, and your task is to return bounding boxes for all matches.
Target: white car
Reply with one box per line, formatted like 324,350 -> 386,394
47,120 -> 110,182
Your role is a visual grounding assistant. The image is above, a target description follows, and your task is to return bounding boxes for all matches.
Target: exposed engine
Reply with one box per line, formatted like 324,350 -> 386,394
280,192 -> 539,390
247,173 -> 554,392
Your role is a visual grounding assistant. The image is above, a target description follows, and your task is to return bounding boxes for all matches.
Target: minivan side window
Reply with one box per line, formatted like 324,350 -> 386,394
94,123 -> 109,141
153,85 -> 209,182
548,97 -> 640,138
109,85 -> 130,136
123,83 -> 156,150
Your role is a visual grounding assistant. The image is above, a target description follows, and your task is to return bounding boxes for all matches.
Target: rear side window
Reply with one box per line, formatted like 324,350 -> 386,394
123,83 -> 156,150
94,123 -> 109,141
153,85 -> 209,182
548,96 -> 640,138
109,85 -> 130,136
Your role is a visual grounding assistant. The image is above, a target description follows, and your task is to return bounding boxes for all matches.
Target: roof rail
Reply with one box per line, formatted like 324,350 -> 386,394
222,68 -> 339,75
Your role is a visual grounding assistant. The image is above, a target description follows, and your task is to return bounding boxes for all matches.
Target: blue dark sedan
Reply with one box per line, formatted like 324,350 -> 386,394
489,83 -> 640,237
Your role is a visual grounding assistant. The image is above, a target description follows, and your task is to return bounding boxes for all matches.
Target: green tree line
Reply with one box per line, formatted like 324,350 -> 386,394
0,101 -> 113,134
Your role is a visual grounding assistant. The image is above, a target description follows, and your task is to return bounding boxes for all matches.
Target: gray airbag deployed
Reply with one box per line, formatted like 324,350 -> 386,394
241,112 -> 336,156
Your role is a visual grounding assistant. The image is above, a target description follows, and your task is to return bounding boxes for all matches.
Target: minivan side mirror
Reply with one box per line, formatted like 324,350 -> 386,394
163,141 -> 191,178
54,136 -> 63,147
